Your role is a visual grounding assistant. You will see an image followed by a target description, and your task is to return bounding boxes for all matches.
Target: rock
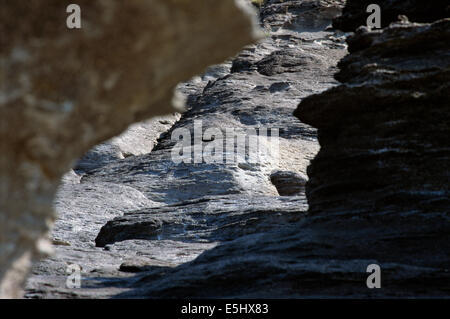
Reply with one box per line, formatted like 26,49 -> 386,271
296,19 -> 450,216
74,114 -> 181,174
24,0 -> 449,299
25,0 -> 347,298
0,0 -> 258,298
270,170 -> 307,196
119,258 -> 174,273
94,195 -> 307,248
333,0 -> 450,31
96,216 -> 163,248
291,17 -> 450,295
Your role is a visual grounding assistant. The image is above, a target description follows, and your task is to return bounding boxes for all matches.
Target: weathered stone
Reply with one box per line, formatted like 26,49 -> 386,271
0,0 -> 258,298
296,19 -> 450,216
115,4 -> 450,299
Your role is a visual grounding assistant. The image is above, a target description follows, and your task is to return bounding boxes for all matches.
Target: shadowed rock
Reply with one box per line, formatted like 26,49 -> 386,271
296,19 -> 450,216
270,170 -> 307,196
114,4 -> 450,299
25,0 -> 347,299
333,0 -> 450,31
292,18 -> 450,295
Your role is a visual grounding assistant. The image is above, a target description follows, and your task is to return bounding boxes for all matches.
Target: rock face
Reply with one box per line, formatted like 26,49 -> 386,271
25,0 -> 349,298
293,14 -> 450,296
333,0 -> 450,31
296,19 -> 450,216
0,0 -> 258,298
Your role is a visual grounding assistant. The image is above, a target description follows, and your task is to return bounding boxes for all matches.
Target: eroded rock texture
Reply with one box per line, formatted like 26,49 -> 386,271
0,0 -> 258,298
333,0 -> 450,31
296,19 -> 450,216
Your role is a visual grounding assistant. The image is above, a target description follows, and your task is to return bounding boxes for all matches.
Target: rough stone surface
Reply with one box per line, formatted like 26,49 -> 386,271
0,0 -> 258,298
296,19 -> 450,216
25,0 -> 348,298
23,0 -> 449,299
333,0 -> 450,31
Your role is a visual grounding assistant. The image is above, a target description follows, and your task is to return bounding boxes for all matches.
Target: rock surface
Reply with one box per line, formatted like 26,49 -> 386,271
0,0 -> 258,298
333,0 -> 450,31
296,19 -> 450,216
293,14 -> 450,296
25,0 -> 349,298
128,13 -> 450,298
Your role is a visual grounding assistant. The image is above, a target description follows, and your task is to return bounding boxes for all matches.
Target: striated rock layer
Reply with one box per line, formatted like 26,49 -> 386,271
293,17 -> 450,295
0,0 -> 258,298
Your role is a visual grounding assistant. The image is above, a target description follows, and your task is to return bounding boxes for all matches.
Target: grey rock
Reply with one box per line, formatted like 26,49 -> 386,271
270,170 -> 307,196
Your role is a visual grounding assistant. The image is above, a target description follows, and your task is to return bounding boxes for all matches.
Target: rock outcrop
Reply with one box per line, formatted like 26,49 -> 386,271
0,0 -> 258,298
333,0 -> 450,31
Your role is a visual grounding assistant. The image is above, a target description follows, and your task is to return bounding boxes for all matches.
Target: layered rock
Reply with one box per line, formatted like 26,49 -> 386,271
24,0 -> 450,299
333,0 -> 450,31
115,4 -> 450,298
0,0 -> 258,298
291,14 -> 450,295
296,19 -> 450,216
126,15 -> 450,298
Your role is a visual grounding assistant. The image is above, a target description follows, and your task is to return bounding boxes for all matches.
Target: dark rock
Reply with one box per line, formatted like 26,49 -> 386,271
25,0 -> 347,298
296,19 -> 450,215
95,217 -> 163,248
95,195 -> 307,248
231,58 -> 254,73
0,0 -> 258,298
270,170 -> 307,196
269,82 -> 291,93
119,259 -> 174,273
333,0 -> 450,31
